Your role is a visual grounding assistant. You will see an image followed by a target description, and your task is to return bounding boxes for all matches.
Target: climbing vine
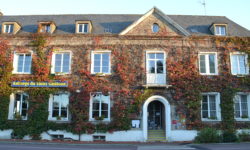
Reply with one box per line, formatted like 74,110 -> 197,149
0,35 -> 249,141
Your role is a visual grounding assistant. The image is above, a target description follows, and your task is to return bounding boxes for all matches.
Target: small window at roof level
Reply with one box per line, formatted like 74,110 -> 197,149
40,24 -> 51,33
4,24 -> 14,34
152,23 -> 160,33
215,25 -> 226,36
78,23 -> 89,33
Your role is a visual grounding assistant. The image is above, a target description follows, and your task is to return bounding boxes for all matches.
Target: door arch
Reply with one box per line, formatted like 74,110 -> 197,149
142,95 -> 171,141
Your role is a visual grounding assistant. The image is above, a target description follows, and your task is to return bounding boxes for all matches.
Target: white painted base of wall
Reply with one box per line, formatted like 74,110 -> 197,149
169,130 -> 197,142
41,130 -> 144,142
0,129 -> 12,139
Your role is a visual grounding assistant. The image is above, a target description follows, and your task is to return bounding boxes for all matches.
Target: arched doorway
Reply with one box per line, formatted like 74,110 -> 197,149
142,95 -> 171,141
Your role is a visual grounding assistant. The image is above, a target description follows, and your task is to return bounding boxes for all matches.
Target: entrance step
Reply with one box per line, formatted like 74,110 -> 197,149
147,130 -> 166,142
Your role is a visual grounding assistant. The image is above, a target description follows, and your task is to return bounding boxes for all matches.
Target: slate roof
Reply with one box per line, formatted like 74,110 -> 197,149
0,14 -> 249,36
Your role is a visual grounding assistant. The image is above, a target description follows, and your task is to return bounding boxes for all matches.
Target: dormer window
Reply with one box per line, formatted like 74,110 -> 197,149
78,23 -> 88,33
210,23 -> 227,36
38,22 -> 56,34
4,24 -> 14,33
1,22 -> 21,34
215,25 -> 226,36
40,24 -> 51,33
75,21 -> 92,34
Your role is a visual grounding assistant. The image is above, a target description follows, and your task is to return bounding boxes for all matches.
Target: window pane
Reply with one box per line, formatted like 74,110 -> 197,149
101,111 -> 108,118
231,55 -> 238,74
55,54 -> 62,72
84,24 -> 88,33
209,54 -> 216,73
102,103 -> 108,111
221,27 -> 226,35
216,26 -> 220,35
156,60 -> 163,73
148,60 -> 155,73
79,24 -> 83,33
62,53 -> 70,73
239,55 -> 246,74
9,25 -> 14,33
102,67 -> 109,73
202,96 -> 208,118
148,53 -> 155,59
199,55 -> 206,73
14,94 -> 21,113
156,53 -> 164,59
93,102 -> 100,110
94,67 -> 101,73
24,55 -> 32,73
17,54 -> 24,72
61,108 -> 67,118
92,111 -> 99,118
52,97 -> 60,118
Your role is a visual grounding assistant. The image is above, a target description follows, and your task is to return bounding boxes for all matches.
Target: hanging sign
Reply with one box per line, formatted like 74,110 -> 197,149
11,81 -> 68,88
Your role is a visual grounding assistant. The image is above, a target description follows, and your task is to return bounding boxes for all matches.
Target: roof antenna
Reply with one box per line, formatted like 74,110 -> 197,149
199,0 -> 207,15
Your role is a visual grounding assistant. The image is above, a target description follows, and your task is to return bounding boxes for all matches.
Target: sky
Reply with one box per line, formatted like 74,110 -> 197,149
0,0 -> 249,30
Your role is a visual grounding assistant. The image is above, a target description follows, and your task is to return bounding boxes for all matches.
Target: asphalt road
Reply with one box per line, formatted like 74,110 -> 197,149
1,142 -> 250,150
0,143 -> 195,150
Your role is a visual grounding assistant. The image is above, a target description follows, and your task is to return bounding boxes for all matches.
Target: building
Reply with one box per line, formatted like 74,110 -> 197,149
0,7 -> 249,142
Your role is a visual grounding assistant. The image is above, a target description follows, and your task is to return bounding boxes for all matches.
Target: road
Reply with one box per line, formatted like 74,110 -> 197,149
0,142 -> 250,150
0,143 -> 195,150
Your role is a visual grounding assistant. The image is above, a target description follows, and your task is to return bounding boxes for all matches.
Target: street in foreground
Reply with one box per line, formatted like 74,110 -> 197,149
0,142 -> 250,150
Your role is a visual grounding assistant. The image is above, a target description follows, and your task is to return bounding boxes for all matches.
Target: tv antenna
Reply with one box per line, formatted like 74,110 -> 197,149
199,0 -> 207,15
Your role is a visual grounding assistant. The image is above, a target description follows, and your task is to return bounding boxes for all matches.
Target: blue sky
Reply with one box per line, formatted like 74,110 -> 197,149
1,0 -> 249,30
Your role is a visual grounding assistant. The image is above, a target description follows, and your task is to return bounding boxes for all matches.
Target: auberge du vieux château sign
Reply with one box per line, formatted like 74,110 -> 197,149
11,81 -> 68,88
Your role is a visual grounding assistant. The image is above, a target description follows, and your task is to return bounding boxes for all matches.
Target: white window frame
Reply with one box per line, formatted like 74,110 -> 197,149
145,50 -> 166,85
230,52 -> 249,75
215,25 -> 226,36
91,50 -> 111,75
89,92 -> 111,122
40,24 -> 51,33
4,24 -> 14,34
12,52 -> 33,74
48,92 -> 70,122
198,52 -> 218,75
78,23 -> 89,33
51,51 -> 72,75
8,92 -> 29,120
201,92 -> 221,121
234,92 -> 250,121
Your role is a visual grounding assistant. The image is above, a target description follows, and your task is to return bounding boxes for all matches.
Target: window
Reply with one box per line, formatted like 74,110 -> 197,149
201,93 -> 221,121
78,23 -> 88,33
89,92 -> 110,121
230,53 -> 249,75
4,24 -> 14,33
146,51 -> 166,85
8,92 -> 28,120
91,51 -> 111,74
199,53 -> 218,75
152,23 -> 159,33
13,53 -> 32,74
234,94 -> 250,120
51,52 -> 71,74
48,93 -> 69,121
215,25 -> 226,36
40,24 -> 51,33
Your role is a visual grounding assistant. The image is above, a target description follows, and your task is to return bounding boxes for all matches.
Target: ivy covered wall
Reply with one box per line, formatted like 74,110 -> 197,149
0,34 -> 249,139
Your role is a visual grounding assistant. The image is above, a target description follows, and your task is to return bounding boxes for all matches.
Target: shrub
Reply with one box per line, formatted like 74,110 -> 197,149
238,131 -> 250,142
194,127 -> 221,143
222,131 -> 238,142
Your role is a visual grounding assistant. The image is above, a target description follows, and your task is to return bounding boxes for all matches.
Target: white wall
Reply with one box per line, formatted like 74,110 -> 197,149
0,129 -> 12,139
170,130 -> 198,142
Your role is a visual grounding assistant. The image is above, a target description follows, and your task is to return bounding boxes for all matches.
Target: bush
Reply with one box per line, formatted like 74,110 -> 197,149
238,131 -> 250,142
222,131 -> 238,142
194,127 -> 221,143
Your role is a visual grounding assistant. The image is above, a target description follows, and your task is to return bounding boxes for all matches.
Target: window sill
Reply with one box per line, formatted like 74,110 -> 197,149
91,73 -> 111,77
52,73 -> 71,76
235,118 -> 250,121
12,72 -> 32,75
48,118 -> 70,123
200,73 -> 218,76
202,119 -> 221,122
89,119 -> 110,122
143,84 -> 172,88
233,74 -> 249,77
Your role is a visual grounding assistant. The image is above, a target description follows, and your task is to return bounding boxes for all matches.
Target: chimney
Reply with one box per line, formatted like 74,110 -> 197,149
0,10 -> 3,16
